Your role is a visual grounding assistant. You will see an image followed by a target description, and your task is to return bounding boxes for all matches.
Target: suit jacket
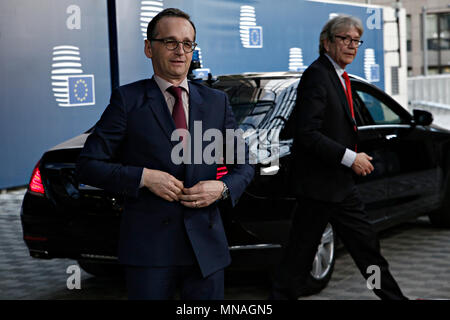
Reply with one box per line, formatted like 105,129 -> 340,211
76,77 -> 254,277
291,54 -> 358,203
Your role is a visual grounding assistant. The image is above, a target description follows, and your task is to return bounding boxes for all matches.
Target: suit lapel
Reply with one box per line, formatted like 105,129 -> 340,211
187,81 -> 205,134
145,78 -> 177,146
185,82 -> 205,188
319,55 -> 355,127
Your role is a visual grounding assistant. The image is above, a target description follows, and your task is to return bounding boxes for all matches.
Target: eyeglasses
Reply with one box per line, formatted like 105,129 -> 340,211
335,35 -> 364,47
150,38 -> 197,53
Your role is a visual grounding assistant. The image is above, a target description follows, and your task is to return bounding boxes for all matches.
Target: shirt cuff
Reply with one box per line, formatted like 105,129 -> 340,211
341,148 -> 357,168
139,171 -> 145,188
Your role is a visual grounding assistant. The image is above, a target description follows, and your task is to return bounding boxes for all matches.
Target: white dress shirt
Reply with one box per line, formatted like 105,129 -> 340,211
324,54 -> 357,168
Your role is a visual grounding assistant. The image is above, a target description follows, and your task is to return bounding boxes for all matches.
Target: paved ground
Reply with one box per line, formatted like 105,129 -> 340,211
1,188 -> 449,300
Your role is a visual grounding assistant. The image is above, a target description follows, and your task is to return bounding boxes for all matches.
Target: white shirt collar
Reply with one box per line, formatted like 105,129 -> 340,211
324,53 -> 346,77
153,75 -> 189,94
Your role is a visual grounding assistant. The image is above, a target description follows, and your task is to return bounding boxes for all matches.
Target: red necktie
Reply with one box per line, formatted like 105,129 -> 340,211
167,86 -> 187,130
342,71 -> 357,151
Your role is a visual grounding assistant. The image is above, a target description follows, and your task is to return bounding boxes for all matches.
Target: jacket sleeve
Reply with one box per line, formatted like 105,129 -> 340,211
76,88 -> 143,198
219,93 -> 255,207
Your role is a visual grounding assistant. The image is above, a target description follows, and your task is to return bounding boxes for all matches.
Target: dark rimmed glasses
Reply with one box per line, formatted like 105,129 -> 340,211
335,35 -> 364,47
150,38 -> 197,53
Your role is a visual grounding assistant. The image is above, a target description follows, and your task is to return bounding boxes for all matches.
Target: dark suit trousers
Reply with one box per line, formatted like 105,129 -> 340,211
125,265 -> 224,300
273,187 -> 407,300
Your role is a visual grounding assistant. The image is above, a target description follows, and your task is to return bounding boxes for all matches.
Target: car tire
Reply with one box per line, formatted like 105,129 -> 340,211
77,260 -> 123,277
428,185 -> 450,227
429,209 -> 450,227
303,223 -> 336,295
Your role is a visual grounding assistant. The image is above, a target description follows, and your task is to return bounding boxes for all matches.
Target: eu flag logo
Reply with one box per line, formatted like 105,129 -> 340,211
370,64 -> 380,82
248,26 -> 263,48
68,75 -> 95,106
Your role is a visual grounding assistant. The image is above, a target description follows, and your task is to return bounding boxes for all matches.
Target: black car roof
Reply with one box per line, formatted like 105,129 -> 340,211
211,71 -> 370,84
214,71 -> 302,81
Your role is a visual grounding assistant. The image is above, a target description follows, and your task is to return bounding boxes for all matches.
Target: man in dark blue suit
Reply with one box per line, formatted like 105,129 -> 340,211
76,8 -> 254,300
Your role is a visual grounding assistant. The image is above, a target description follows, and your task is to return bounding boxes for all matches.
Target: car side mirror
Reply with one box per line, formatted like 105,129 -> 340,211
413,109 -> 433,126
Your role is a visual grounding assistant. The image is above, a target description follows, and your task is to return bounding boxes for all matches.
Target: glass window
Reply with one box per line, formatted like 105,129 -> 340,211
427,67 -> 440,75
426,14 -> 438,38
407,67 -> 414,77
211,78 -> 277,130
440,13 -> 450,50
355,90 -> 401,125
231,102 -> 273,130
426,14 -> 439,50
426,13 -> 450,52
441,66 -> 450,74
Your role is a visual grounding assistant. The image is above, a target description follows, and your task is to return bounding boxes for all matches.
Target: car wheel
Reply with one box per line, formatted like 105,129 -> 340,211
77,260 -> 123,277
304,223 -> 336,294
428,172 -> 450,227
429,189 -> 450,227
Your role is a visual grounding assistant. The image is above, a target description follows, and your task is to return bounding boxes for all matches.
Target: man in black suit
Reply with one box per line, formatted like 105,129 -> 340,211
77,8 -> 254,299
271,15 -> 407,300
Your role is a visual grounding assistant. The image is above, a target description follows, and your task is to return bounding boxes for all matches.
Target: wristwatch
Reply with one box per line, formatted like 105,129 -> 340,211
221,181 -> 230,200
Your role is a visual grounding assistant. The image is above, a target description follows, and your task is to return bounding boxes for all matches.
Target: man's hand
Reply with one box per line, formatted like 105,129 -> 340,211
142,168 -> 184,202
351,152 -> 374,176
179,180 -> 224,208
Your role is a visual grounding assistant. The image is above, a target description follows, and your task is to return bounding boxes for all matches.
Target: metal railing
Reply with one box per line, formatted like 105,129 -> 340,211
410,100 -> 450,129
408,74 -> 450,105
408,75 -> 450,129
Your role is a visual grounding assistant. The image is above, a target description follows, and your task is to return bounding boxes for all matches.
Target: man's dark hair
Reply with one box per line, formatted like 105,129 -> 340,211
146,8 -> 196,41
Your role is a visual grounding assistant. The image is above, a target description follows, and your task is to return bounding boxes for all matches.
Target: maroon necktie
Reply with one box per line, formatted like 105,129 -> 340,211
167,86 -> 187,130
342,71 -> 357,151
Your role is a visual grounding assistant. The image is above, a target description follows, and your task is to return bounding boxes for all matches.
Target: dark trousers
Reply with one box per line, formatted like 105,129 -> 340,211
272,188 -> 407,300
125,265 -> 224,300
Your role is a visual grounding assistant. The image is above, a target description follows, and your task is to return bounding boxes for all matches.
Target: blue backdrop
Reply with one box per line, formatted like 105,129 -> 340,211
117,0 -> 384,88
0,0 -> 385,188
0,0 -> 111,188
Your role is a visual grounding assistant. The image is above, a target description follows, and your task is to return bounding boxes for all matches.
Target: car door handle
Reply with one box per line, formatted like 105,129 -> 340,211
385,134 -> 397,140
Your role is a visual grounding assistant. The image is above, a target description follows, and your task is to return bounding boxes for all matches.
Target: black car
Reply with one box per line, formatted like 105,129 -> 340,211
21,72 -> 450,294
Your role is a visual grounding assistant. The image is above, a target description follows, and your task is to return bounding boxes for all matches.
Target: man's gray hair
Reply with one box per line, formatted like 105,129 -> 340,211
319,15 -> 364,55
